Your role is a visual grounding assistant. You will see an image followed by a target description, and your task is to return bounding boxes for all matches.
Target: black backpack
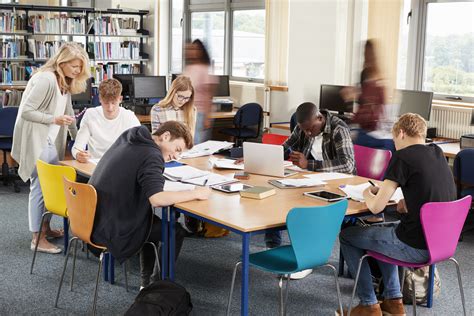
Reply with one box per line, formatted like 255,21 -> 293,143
125,280 -> 193,316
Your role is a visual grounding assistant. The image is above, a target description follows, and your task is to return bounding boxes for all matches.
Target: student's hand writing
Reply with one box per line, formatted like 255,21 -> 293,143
76,151 -> 91,163
369,185 -> 380,195
194,187 -> 211,200
234,158 -> 244,165
54,115 -> 75,126
396,199 -> 408,214
289,151 -> 308,169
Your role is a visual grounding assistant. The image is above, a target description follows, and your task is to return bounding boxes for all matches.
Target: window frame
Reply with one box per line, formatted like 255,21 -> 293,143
170,0 -> 265,83
413,0 -> 474,103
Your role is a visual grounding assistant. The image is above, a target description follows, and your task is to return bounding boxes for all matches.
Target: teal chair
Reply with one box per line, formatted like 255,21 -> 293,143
226,199 -> 348,315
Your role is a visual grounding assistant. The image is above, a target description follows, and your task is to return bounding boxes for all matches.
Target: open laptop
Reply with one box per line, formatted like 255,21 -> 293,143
243,142 -> 298,177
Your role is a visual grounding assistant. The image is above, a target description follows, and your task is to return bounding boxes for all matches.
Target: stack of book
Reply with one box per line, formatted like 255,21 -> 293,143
0,12 -> 28,33
0,39 -> 27,58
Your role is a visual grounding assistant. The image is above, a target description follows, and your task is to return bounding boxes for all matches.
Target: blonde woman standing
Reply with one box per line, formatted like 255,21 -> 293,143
12,42 -> 91,253
150,75 -> 196,136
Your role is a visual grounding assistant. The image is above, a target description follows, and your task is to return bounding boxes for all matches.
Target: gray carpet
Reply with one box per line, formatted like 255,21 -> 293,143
0,184 -> 473,315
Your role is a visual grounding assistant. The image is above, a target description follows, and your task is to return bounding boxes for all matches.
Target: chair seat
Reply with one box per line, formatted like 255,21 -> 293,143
367,250 -> 429,268
220,127 -> 257,138
248,245 -> 300,274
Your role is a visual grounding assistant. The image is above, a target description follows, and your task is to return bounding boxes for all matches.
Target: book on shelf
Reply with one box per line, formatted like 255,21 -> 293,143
29,14 -> 85,34
28,39 -> 64,59
240,186 -> 276,200
92,16 -> 139,35
0,39 -> 27,58
0,62 -> 26,84
0,12 -> 28,33
88,40 -> 140,60
0,89 -> 23,107
91,63 -> 140,84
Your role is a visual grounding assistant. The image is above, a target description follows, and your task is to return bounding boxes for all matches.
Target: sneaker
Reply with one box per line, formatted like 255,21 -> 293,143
335,303 -> 382,316
30,241 -> 62,254
289,269 -> 313,280
380,298 -> 406,316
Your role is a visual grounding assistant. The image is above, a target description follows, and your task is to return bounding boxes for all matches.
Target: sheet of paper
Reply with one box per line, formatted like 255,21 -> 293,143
88,158 -> 100,165
180,140 -> 234,158
276,178 -> 326,187
339,183 -> 404,202
303,172 -> 354,181
183,172 -> 236,186
163,165 -> 209,181
164,180 -> 195,192
210,158 -> 245,170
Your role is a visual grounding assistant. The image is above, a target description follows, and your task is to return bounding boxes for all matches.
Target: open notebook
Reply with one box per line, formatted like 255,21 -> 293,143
339,183 -> 404,202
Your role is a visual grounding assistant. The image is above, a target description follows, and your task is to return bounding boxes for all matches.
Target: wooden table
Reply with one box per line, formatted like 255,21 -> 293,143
136,110 -> 239,124
60,157 -> 373,316
270,122 -> 291,131
436,141 -> 461,159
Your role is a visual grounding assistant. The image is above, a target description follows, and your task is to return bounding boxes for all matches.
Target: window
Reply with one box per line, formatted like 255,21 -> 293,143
191,11 -> 225,74
412,0 -> 474,102
170,0 -> 184,74
232,10 -> 265,80
171,0 -> 265,82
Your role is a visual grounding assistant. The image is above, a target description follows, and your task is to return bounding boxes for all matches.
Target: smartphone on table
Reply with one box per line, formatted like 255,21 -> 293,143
303,190 -> 347,202
211,183 -> 253,193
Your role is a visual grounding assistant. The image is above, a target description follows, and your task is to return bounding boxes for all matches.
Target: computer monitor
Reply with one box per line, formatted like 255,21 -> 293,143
319,84 -> 353,114
133,76 -> 167,100
213,75 -> 230,97
72,78 -> 92,103
396,89 -> 433,121
114,74 -> 142,101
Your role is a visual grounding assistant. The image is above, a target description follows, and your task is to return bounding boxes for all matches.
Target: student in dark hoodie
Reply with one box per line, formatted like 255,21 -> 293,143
89,121 -> 210,288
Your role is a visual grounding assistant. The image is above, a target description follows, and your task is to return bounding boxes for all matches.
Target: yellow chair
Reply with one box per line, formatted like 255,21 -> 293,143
30,160 -> 76,274
56,178 -> 127,315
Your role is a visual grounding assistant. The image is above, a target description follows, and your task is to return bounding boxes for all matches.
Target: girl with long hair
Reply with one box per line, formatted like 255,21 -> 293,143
12,42 -> 91,253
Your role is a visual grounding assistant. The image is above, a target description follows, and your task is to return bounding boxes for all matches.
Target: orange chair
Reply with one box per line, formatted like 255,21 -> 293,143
262,133 -> 288,145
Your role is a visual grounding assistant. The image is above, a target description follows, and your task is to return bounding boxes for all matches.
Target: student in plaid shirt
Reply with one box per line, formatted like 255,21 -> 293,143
285,102 -> 355,174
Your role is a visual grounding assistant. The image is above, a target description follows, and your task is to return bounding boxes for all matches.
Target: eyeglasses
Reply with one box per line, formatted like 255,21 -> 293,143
176,94 -> 191,102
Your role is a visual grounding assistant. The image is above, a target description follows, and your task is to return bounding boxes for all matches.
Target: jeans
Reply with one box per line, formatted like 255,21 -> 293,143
354,129 -> 395,153
339,223 -> 429,306
140,215 -> 187,287
28,139 -> 59,232
264,231 -> 282,248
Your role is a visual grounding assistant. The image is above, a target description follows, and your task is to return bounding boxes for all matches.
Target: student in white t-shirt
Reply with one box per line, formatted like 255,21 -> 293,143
72,78 -> 140,162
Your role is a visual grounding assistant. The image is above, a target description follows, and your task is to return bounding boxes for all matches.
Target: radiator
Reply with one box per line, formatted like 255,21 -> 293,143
429,105 -> 474,139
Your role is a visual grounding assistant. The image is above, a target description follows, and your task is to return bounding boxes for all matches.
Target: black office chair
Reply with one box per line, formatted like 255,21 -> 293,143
220,102 -> 263,146
0,106 -> 21,192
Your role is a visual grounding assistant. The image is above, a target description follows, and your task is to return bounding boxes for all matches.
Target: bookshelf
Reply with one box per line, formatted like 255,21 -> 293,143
0,3 -> 150,94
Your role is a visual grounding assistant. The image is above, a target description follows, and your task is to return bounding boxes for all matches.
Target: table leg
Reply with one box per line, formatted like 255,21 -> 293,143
241,233 -> 250,316
169,207 -> 176,281
103,253 -> 109,282
161,207 -> 169,280
427,264 -> 435,308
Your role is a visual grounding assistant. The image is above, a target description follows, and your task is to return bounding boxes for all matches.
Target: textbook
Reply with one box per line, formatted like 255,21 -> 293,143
240,186 -> 276,200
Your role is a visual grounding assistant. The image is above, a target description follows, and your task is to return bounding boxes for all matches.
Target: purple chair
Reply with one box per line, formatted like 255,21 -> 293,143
354,144 -> 392,180
347,195 -> 472,316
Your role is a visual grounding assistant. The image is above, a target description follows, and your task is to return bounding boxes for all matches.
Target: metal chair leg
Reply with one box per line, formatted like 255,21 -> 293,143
411,268 -> 417,316
325,264 -> 344,315
450,258 -> 467,316
278,276 -> 284,316
30,212 -> 50,274
146,241 -> 161,281
92,251 -> 105,316
70,238 -> 79,291
283,275 -> 290,316
347,254 -> 369,316
123,261 -> 129,292
54,237 -> 77,308
226,261 -> 242,316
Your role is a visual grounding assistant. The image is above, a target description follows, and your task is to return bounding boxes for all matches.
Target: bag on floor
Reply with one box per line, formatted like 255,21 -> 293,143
402,266 -> 441,305
185,215 -> 229,238
125,280 -> 192,316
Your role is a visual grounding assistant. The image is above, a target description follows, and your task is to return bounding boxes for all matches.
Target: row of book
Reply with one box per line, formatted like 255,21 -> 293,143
88,41 -> 140,60
27,39 -> 65,59
0,12 -> 28,33
91,63 -> 140,83
0,62 -> 36,84
0,89 -> 23,107
92,17 -> 139,35
0,39 -> 27,58
29,14 -> 86,34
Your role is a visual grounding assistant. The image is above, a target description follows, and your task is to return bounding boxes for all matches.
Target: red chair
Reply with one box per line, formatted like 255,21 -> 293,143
262,133 -> 288,145
347,196 -> 472,316
353,145 -> 392,180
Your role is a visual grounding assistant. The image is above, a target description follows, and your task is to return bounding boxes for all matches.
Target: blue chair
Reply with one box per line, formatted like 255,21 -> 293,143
226,199 -> 348,315
220,102 -> 263,145
0,106 -> 20,192
453,149 -> 474,200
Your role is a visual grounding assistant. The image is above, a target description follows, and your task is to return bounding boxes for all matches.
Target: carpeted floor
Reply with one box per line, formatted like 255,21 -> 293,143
0,184 -> 473,315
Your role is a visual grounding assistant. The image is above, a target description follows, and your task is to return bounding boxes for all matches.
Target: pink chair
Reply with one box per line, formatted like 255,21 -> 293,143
353,145 -> 392,180
347,195 -> 472,316
262,133 -> 288,145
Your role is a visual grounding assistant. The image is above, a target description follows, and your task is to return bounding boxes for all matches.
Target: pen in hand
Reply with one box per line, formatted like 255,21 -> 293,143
368,180 -> 378,187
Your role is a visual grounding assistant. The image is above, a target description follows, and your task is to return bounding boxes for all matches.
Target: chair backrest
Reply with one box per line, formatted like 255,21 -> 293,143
262,133 -> 288,145
234,102 -> 263,128
0,106 -> 19,136
286,199 -> 348,270
421,195 -> 472,264
36,160 -> 76,217
453,148 -> 474,187
353,144 -> 392,180
290,112 -> 297,133
62,177 -> 98,245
